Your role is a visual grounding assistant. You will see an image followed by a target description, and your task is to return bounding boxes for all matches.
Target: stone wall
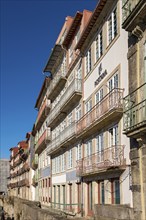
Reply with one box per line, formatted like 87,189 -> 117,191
0,196 -> 66,220
94,204 -> 135,220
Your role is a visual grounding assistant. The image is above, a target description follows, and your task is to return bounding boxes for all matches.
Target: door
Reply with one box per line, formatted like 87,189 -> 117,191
96,133 -> 104,163
95,88 -> 104,118
109,125 -> 119,163
69,184 -> 72,211
88,182 -> 93,215
62,185 -> 66,210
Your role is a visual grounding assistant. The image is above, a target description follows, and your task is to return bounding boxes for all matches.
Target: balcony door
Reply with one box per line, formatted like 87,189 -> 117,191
88,182 -> 93,216
96,133 -> 104,164
95,88 -> 103,118
98,181 -> 105,204
85,140 -> 92,170
109,125 -> 119,163
108,73 -> 119,107
62,185 -> 66,210
85,99 -> 92,127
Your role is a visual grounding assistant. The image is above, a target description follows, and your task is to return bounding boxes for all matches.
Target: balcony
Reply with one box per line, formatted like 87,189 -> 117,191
19,148 -> 29,161
123,83 -> 146,138
76,145 -> 126,176
47,69 -> 67,101
31,154 -> 38,170
32,174 -> 38,187
10,182 -> 18,189
35,99 -> 51,131
18,179 -> 29,187
47,122 -> 76,155
35,129 -> 51,154
122,0 -> 145,31
47,79 -> 82,128
13,158 -> 21,168
76,88 -> 123,138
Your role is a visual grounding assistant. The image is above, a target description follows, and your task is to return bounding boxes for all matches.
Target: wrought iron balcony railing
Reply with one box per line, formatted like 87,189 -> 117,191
35,129 -> 51,154
122,0 -> 141,23
123,83 -> 146,134
47,78 -> 82,128
35,99 -> 51,130
76,145 -> 125,176
76,88 -> 123,137
31,154 -> 38,170
47,68 -> 67,101
18,179 -> 29,187
47,122 -> 76,155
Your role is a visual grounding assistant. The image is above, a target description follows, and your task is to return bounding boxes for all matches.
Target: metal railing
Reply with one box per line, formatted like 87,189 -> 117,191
76,145 -> 125,176
47,78 -> 82,126
36,99 -> 51,124
123,83 -> 146,132
47,122 -> 76,154
47,68 -> 66,98
76,88 -> 123,134
35,129 -> 51,152
122,0 -> 141,23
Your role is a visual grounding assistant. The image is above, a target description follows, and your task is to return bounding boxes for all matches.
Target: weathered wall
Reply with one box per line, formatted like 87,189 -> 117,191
0,196 -> 66,220
94,204 -> 135,220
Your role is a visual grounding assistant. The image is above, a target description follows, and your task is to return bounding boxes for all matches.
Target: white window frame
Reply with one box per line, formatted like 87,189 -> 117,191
108,7 -> 117,44
76,104 -> 81,121
108,72 -> 119,91
95,88 -> 104,104
96,30 -> 103,61
86,48 -> 91,75
76,143 -> 82,160
68,149 -> 73,169
85,99 -> 92,113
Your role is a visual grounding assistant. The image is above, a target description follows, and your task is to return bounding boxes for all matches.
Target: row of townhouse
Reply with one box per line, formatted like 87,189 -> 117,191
8,0 -> 146,219
8,134 -> 35,201
33,0 -> 131,216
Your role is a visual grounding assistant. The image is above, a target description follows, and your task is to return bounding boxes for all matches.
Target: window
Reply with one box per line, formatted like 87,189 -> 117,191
96,30 -> 103,61
52,159 -> 55,174
95,88 -> 103,104
86,140 -> 92,157
86,48 -> 91,74
56,156 -> 61,173
109,125 -> 118,146
68,149 -> 73,168
108,72 -> 119,91
96,133 -> 104,162
68,112 -> 73,126
76,61 -> 82,79
76,143 -> 82,160
108,7 -> 117,44
86,99 -> 92,113
61,154 -> 65,172
76,104 -> 81,121
98,181 -> 105,204
111,179 -> 120,204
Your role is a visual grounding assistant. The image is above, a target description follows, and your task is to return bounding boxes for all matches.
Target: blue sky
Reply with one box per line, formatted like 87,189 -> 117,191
0,0 -> 97,159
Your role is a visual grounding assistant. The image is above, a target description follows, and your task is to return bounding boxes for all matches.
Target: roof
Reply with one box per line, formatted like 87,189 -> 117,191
62,12 -> 83,49
75,0 -> 107,50
18,141 -> 28,149
35,77 -> 51,109
43,44 -> 64,73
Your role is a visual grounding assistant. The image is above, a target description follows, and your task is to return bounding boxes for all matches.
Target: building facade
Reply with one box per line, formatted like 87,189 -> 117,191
122,0 -> 146,219
32,0 -> 133,217
0,159 -> 10,195
8,136 -> 33,200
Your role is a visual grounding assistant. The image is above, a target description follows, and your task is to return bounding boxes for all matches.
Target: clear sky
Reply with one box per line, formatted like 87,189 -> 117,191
0,0 -> 97,159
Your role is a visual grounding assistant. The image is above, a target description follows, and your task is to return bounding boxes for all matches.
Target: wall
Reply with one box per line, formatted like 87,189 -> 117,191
0,196 -> 66,220
94,204 -> 135,220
